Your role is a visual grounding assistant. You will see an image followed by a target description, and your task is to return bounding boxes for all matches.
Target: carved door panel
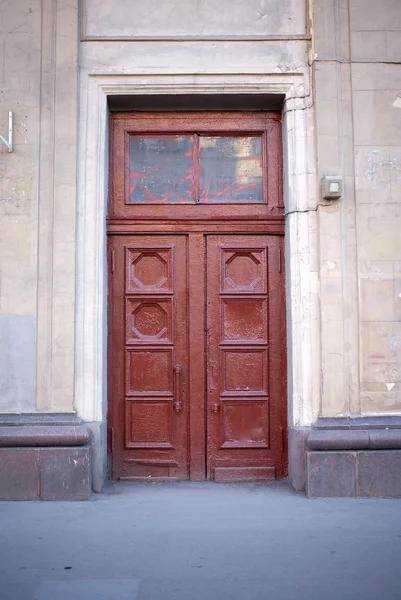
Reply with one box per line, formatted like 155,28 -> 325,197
206,235 -> 285,481
109,235 -> 189,480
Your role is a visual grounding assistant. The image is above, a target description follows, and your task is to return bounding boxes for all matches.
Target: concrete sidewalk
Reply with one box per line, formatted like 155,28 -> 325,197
0,481 -> 401,600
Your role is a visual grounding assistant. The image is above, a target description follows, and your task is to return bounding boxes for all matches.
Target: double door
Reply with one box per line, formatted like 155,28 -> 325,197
108,232 -> 286,481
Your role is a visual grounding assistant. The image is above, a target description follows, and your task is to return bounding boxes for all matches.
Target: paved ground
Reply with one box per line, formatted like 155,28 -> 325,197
1,480 -> 401,600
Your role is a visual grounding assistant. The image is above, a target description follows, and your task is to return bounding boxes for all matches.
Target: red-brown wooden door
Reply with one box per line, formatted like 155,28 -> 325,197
109,233 -> 285,481
107,111 -> 286,481
206,235 -> 285,481
109,235 -> 189,480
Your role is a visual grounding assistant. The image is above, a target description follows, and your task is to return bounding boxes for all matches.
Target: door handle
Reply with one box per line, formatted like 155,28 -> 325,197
209,361 -> 218,393
211,402 -> 220,414
174,364 -> 182,413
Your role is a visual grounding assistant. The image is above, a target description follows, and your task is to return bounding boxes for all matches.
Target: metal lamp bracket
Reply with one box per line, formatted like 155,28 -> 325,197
0,112 -> 13,152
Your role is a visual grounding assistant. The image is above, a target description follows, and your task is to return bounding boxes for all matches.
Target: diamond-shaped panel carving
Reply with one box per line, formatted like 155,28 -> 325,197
133,253 -> 167,287
126,298 -> 172,344
226,253 -> 261,290
126,248 -> 172,293
134,303 -> 167,337
222,248 -> 266,293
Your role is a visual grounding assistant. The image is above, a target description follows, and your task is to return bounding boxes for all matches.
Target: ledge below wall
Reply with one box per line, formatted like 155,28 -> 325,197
306,417 -> 401,498
0,414 -> 91,501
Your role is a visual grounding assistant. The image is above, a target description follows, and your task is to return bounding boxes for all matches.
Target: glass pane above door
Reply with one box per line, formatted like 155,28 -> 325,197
129,136 -> 194,204
199,136 -> 263,203
128,134 -> 264,204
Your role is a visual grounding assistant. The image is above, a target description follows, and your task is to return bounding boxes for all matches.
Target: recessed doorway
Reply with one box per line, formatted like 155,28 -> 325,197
107,112 -> 287,481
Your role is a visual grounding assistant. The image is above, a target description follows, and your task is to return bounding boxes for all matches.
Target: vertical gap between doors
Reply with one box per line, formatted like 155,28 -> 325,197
203,234 -> 208,479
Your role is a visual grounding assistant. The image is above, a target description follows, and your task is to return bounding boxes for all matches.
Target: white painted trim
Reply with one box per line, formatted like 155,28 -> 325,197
75,72 -> 320,428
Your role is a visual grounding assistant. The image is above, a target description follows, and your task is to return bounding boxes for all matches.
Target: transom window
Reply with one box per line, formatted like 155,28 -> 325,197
128,134 -> 264,204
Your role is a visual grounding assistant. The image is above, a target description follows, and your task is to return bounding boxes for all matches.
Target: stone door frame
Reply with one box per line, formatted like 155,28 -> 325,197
75,73 -> 320,487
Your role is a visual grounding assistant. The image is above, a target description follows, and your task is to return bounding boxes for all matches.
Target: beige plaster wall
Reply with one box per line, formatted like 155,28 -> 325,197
0,0 -> 78,413
0,1 -> 40,410
350,1 -> 401,413
2,0 -> 316,425
81,0 -> 306,38
313,0 -> 401,416
3,0 -> 399,424
35,0 -> 78,412
80,0 -> 308,74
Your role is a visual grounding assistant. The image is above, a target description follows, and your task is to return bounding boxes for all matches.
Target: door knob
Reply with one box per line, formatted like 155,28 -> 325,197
211,403 -> 220,413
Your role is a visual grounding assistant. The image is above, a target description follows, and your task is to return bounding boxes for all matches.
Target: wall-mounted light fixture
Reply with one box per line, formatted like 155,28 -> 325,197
0,112 -> 14,152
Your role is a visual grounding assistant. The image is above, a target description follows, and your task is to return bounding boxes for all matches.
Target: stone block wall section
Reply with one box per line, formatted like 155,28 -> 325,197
313,0 -> 401,418
0,0 -> 78,415
302,0 -> 401,497
0,414 -> 91,500
0,0 -> 86,499
0,2 -> 41,411
306,417 -> 401,497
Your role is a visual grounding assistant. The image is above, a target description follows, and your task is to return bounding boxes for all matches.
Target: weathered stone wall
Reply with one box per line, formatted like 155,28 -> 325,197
1,0 -> 399,439
313,0 -> 401,418
82,0 -> 306,37
0,0 -> 78,413
0,1 -> 41,411
80,0 -> 308,73
351,1 -> 401,414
